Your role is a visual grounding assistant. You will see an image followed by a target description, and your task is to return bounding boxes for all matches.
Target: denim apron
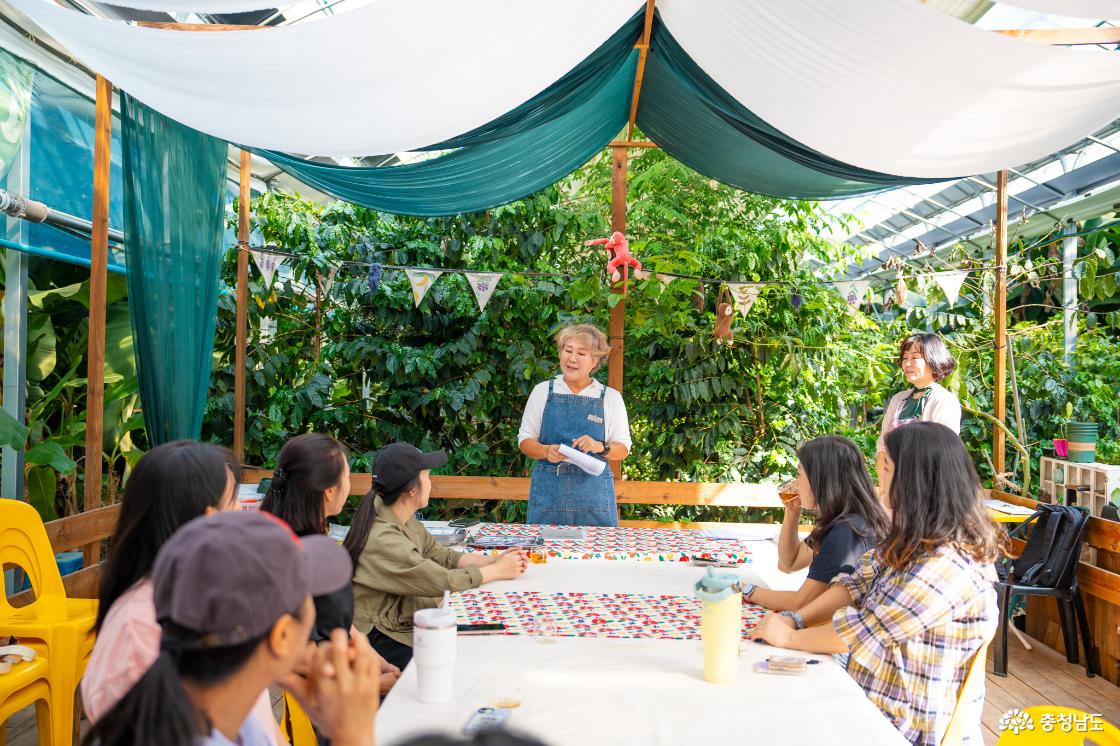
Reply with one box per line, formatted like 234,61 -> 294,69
526,378 -> 618,527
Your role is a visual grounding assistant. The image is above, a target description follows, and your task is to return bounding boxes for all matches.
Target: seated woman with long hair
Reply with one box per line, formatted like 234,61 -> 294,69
750,423 -> 1004,746
746,436 -> 888,611
81,441 -> 282,745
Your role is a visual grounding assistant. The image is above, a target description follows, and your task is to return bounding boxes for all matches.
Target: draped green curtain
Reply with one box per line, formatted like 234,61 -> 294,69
121,94 -> 227,444
261,50 -> 637,217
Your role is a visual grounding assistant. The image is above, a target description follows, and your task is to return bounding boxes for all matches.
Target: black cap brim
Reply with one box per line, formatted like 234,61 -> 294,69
419,449 -> 448,469
301,534 -> 353,597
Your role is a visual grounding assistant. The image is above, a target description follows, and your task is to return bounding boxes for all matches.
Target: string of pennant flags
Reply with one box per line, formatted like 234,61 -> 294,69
245,244 -> 997,316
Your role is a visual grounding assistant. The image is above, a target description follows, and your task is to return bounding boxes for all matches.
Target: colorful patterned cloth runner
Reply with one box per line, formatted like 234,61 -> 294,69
451,589 -> 767,641
464,524 -> 752,564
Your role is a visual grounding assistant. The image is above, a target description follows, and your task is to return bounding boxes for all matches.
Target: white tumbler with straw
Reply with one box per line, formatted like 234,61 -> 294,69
413,592 -> 457,703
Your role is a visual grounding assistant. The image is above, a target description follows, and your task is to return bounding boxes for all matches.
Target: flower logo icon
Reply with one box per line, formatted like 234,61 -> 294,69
999,709 -> 1035,735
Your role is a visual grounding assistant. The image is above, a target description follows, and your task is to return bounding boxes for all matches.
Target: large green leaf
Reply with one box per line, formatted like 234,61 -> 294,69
0,407 -> 29,449
25,465 -> 58,521
26,440 -> 77,474
26,312 -> 56,382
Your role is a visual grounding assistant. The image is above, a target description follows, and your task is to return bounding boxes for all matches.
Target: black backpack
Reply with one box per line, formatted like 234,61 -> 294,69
1007,504 -> 1088,588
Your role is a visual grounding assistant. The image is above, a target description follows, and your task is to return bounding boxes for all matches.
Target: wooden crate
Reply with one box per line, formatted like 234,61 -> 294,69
1040,456 -> 1120,519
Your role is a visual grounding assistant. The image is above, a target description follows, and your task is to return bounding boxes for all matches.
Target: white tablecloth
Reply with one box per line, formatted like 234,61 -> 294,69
378,525 -> 906,745
377,634 -> 906,746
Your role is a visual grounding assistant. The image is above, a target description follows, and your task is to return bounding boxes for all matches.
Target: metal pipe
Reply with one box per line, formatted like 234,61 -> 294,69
0,187 -> 123,243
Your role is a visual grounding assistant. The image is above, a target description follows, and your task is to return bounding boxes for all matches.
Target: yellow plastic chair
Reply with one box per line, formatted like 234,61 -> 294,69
941,640 -> 991,746
996,706 -> 1120,745
281,691 -> 317,746
0,499 -> 98,746
0,656 -> 52,746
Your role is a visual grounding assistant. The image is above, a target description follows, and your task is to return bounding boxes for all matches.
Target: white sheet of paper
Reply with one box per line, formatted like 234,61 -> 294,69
984,498 -> 1036,517
557,444 -> 607,476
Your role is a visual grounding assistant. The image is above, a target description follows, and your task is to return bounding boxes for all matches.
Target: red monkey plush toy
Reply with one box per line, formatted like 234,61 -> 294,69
585,231 -> 642,289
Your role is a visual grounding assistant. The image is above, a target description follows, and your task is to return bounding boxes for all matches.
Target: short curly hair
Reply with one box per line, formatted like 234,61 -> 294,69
555,324 -> 611,372
898,333 -> 956,382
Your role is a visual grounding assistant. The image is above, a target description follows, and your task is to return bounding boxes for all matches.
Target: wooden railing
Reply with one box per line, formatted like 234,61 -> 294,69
239,470 -> 786,522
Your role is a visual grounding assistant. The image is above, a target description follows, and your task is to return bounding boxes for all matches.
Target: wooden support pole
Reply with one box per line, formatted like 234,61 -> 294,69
83,75 -> 112,562
607,146 -> 628,480
233,150 -> 250,463
625,0 -> 658,141
993,170 -> 1009,482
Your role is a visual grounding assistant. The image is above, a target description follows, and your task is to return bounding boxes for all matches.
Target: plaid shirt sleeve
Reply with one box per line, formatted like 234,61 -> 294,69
833,548 -> 878,606
833,553 -> 958,647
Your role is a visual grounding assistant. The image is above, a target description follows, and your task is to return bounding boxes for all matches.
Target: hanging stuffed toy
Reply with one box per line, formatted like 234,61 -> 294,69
714,286 -> 734,345
584,231 -> 642,291
367,262 -> 383,294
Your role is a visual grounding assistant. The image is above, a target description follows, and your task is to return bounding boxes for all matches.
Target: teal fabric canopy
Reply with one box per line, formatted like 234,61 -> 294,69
635,19 -> 945,200
122,94 -> 227,444
262,50 -> 637,216
423,11 -> 642,150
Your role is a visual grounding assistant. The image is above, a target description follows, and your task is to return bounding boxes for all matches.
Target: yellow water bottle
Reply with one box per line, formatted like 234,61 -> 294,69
694,567 -> 743,683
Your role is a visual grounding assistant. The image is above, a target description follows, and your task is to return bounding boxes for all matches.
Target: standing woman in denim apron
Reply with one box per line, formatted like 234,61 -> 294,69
518,324 -> 632,526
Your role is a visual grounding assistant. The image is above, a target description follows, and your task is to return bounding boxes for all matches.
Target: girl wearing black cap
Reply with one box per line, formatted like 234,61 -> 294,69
344,442 -> 528,669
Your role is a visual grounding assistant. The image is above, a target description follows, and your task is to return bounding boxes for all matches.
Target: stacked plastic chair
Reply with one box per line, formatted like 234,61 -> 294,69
281,690 -> 318,746
0,499 -> 99,745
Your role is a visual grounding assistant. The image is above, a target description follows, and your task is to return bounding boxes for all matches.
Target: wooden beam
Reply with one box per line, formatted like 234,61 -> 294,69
82,74 -> 112,564
135,21 -> 265,31
625,0 -> 657,141
607,146 -> 628,481
608,140 -> 659,149
993,170 -> 1009,481
994,28 -> 1120,46
234,150 -> 251,462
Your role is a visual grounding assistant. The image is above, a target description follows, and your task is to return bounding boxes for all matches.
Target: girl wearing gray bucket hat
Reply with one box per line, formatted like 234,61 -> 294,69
83,511 -> 378,746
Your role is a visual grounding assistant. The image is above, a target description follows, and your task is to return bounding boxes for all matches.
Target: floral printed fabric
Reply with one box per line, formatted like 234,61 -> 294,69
465,524 -> 752,564
451,589 -> 767,640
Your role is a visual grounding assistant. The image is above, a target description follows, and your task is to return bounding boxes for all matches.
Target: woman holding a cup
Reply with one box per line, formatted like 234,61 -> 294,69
750,436 -> 889,611
344,442 -> 528,670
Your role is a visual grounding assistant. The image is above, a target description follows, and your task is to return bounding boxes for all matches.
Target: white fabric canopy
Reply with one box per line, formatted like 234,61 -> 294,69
8,0 -> 644,156
659,0 -> 1120,177
998,0 -> 1120,18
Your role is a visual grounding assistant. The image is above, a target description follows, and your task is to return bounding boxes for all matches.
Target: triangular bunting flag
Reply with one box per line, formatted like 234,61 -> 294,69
406,269 -> 443,307
835,280 -> 870,306
633,268 -> 651,281
656,273 -> 674,287
250,249 -> 283,287
317,266 -> 338,298
931,270 -> 969,306
726,282 -> 761,318
464,272 -> 503,311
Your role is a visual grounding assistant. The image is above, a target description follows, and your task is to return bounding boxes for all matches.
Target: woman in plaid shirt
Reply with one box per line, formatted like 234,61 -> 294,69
751,422 -> 1006,745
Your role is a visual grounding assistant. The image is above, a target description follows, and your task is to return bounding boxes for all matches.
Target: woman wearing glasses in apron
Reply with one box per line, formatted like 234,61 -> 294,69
876,333 -> 962,479
518,324 -> 632,526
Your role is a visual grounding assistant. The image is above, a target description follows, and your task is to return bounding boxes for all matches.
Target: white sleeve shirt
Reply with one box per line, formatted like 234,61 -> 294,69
517,376 -> 632,450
